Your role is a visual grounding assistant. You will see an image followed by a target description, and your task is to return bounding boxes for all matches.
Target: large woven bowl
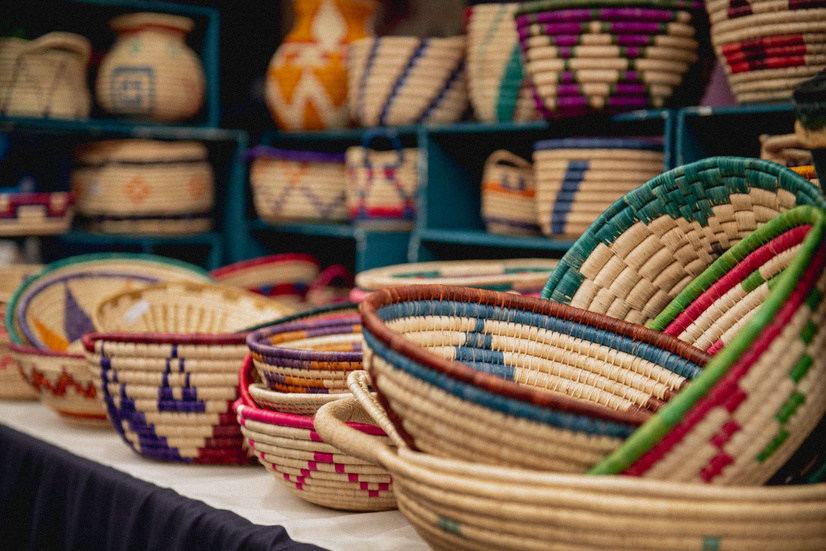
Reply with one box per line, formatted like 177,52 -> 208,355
314,372 -> 826,551
540,156 -> 826,325
235,354 -> 397,511
246,314 -> 363,395
359,284 -> 711,473
589,204 -> 826,485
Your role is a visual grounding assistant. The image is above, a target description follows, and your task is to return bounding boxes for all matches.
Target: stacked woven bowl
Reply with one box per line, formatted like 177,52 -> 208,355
83,280 -> 293,463
239,311 -> 397,510
532,136 -> 665,238
347,36 -> 469,127
515,0 -> 712,117
707,0 -> 826,104
465,2 -> 540,123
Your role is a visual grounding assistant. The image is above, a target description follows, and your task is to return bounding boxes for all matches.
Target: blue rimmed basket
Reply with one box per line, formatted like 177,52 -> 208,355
589,204 -> 826,485
359,284 -> 711,473
541,156 -> 826,325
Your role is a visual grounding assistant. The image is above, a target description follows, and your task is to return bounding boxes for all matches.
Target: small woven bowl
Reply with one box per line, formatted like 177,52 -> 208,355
246,314 -> 363,394
11,343 -> 108,426
209,253 -> 321,308
235,355 -> 397,511
359,284 -> 711,473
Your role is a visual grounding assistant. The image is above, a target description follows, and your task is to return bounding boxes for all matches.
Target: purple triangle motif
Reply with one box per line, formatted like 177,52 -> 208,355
63,282 -> 95,344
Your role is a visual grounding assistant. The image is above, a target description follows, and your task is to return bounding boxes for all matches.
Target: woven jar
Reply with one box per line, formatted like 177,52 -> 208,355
96,12 -> 205,121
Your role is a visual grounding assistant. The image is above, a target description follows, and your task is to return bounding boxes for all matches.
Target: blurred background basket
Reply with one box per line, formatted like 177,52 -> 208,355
480,149 -> 540,236
209,253 -> 322,308
235,353 -> 397,511
359,284 -> 711,472
0,189 -> 75,236
247,146 -> 348,224
315,376 -> 826,551
0,263 -> 41,400
71,139 -> 215,235
347,35 -> 469,127
533,136 -> 666,239
541,156 -> 826,325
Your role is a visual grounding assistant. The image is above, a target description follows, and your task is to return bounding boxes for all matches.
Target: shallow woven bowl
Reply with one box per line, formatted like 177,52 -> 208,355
588,204 -> 826,486
209,253 -> 321,308
234,355 -> 397,511
314,374 -> 826,551
359,284 -> 711,473
246,314 -> 363,394
11,343 -> 108,426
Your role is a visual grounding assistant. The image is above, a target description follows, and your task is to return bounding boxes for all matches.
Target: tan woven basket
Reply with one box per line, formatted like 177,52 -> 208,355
480,149 -> 540,236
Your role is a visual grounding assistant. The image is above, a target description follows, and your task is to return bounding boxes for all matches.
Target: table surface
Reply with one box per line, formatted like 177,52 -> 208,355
0,400 -> 430,551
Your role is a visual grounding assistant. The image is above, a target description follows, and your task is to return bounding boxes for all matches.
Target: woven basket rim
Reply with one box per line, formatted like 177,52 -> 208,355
360,284 -> 712,426
515,0 -> 706,16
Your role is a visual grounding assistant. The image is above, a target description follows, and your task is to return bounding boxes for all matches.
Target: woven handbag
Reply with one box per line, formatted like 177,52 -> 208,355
541,156 -> 826,325
345,128 -> 419,229
234,354 -> 397,511
359,284 -> 710,473
313,371 -> 826,551
480,149 -> 540,236
590,204 -> 826,485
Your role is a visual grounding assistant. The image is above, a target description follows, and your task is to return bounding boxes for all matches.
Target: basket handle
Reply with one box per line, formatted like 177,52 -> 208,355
484,149 -> 531,171
314,370 -> 406,465
360,127 -> 405,169
22,32 -> 92,64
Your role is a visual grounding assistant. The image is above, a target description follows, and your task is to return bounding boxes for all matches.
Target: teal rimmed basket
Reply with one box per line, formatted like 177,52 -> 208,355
359,284 -> 711,473
541,156 -> 826,325
589,204 -> 826,485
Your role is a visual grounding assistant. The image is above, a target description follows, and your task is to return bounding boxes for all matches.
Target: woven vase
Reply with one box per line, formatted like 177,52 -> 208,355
266,0 -> 379,131
96,12 -> 206,122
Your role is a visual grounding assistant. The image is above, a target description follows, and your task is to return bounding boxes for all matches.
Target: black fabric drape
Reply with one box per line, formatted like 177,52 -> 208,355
0,424 -> 327,551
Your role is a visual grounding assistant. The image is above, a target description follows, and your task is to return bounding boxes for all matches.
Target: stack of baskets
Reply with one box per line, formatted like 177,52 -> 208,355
0,263 -> 41,400
345,129 -> 419,229
238,313 -> 397,510
83,280 -> 293,463
706,0 -> 826,104
347,36 -> 469,127
465,2 -> 540,123
6,253 -> 212,425
209,253 -> 322,308
480,149 -> 541,236
247,146 -> 348,224
515,0 -> 712,117
71,139 -> 215,235
533,136 -> 665,238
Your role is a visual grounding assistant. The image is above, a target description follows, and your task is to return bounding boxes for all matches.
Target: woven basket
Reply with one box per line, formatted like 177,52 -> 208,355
5,253 -> 211,353
246,314 -> 363,394
345,128 -> 419,229
480,149 -> 540,236
314,372 -> 826,551
760,132 -> 814,168
588,204 -> 826,485
352,258 -> 560,301
247,146 -> 348,224
235,355 -> 397,511
12,343 -> 107,425
209,253 -> 321,308
0,191 -> 75,236
71,139 -> 215,235
0,329 -> 38,400
91,280 -> 294,335
348,36 -> 469,127
540,156 -> 826,326
360,284 -> 711,473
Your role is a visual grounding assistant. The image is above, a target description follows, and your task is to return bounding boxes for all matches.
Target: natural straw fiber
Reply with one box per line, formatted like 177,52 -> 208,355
481,149 -> 541,236
590,204 -> 826,486
540,156 -> 826,326
313,372 -> 826,551
235,355 -> 397,511
760,132 -> 814,167
359,284 -> 710,472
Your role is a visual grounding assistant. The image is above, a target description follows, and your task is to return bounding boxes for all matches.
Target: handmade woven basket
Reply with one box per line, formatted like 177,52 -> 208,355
480,149 -> 541,236
759,133 -> 814,168
352,258 -> 560,301
71,139 -> 215,235
540,156 -> 826,325
0,190 -> 75,236
359,284 -> 711,472
348,35 -> 469,127
246,314 -> 363,394
235,355 -> 397,511
209,253 -> 322,308
0,263 -> 42,399
345,129 -> 419,229
314,372 -> 826,551
589,203 -> 826,485
247,146 -> 348,224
